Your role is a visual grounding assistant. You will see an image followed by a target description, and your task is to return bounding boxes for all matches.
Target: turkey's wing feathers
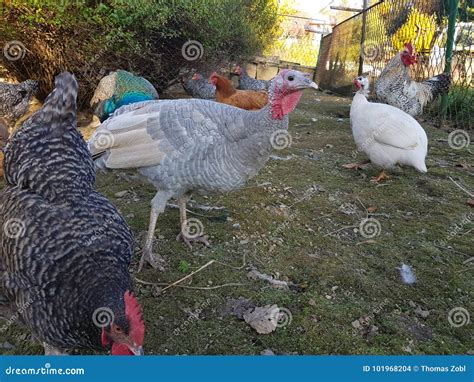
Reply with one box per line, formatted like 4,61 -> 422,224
89,99 -> 250,169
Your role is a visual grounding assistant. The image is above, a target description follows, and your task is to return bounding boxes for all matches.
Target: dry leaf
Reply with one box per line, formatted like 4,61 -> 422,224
243,305 -> 279,334
367,206 -> 377,213
466,199 -> 474,207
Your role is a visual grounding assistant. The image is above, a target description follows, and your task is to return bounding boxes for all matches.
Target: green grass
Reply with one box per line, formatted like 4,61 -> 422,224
0,92 -> 472,355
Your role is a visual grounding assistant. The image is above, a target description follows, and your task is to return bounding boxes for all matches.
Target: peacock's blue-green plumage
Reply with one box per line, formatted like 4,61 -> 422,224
92,70 -> 159,122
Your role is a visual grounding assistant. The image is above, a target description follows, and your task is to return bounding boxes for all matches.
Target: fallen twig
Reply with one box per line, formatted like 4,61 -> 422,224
247,269 -> 290,290
135,253 -> 247,293
448,176 -> 474,198
323,225 -> 356,237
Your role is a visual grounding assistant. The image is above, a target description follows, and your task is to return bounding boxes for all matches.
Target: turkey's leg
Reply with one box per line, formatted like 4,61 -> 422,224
138,191 -> 171,272
342,159 -> 370,170
176,195 -> 210,248
371,169 -> 389,183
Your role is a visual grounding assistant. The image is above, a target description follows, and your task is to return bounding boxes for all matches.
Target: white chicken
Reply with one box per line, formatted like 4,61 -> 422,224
344,74 -> 428,182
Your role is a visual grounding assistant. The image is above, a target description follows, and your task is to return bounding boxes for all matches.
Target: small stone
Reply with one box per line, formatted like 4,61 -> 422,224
0,342 -> 15,350
308,298 -> 317,307
240,239 -> 249,245
261,349 -> 275,355
352,320 -> 361,329
325,294 -> 332,300
114,190 -> 128,198
232,223 -> 241,229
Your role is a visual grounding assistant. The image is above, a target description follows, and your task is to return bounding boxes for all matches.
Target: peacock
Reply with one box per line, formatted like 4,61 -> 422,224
90,70 -> 159,122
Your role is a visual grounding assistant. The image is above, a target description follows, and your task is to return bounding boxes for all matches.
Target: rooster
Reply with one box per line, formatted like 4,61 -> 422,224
0,79 -> 38,127
0,73 -> 145,355
88,70 -> 318,271
91,70 -> 159,122
211,72 -> 268,110
181,73 -> 216,99
345,74 -> 428,182
234,65 -> 270,91
374,43 -> 451,116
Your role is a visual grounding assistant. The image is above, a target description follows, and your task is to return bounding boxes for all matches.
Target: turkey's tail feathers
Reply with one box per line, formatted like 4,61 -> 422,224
28,72 -> 77,130
423,72 -> 451,100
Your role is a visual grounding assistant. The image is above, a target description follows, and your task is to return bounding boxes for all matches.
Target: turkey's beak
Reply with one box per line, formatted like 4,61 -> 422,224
309,81 -> 318,90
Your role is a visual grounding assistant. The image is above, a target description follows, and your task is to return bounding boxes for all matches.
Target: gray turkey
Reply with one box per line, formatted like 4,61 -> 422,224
0,79 -> 38,127
88,69 -> 318,271
0,72 -> 145,355
374,43 -> 451,116
234,65 -> 270,91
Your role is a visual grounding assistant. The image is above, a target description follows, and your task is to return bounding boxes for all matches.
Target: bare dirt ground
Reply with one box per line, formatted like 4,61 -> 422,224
1,91 -> 472,355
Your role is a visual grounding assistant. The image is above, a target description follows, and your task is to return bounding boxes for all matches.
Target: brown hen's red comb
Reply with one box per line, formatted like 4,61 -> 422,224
124,291 -> 145,346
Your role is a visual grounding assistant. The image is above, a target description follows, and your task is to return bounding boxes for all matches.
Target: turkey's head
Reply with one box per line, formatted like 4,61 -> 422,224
100,291 -> 145,355
401,43 -> 417,66
270,69 -> 318,120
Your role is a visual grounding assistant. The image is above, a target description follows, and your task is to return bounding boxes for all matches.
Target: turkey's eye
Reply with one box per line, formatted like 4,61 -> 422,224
288,75 -> 295,81
113,325 -> 122,333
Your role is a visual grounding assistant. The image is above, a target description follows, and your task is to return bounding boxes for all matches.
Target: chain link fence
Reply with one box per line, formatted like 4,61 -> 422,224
315,0 -> 473,129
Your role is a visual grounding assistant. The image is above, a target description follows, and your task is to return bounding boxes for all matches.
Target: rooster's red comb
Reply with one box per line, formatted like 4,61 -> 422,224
124,291 -> 145,346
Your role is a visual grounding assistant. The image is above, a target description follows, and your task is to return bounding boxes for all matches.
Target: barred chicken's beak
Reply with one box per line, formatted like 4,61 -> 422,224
129,345 -> 144,355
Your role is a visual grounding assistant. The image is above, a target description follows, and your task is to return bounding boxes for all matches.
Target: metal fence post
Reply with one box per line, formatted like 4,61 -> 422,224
439,0 -> 459,126
358,0 -> 369,75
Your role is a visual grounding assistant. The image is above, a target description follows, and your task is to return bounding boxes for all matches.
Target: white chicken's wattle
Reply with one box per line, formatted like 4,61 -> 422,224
349,75 -> 428,181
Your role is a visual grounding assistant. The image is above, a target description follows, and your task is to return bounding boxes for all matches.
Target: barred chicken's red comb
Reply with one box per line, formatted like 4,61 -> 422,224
124,291 -> 144,346
404,43 -> 414,54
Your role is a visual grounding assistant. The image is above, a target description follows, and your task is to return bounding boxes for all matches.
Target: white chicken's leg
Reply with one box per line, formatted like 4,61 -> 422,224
176,196 -> 210,249
138,191 -> 171,272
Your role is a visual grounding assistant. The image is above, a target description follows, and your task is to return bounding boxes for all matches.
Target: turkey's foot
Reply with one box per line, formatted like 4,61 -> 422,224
138,248 -> 166,272
371,170 -> 389,183
176,232 -> 210,249
342,160 -> 370,170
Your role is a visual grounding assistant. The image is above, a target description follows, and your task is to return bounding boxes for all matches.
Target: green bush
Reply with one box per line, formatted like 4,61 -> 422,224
0,0 -> 281,106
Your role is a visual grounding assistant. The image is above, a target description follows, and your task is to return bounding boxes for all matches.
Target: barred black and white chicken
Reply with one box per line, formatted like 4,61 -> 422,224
374,43 -> 451,116
0,79 -> 38,127
0,72 -> 145,355
181,73 -> 216,99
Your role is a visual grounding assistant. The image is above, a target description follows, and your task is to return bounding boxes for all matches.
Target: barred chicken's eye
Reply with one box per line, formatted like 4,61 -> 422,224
288,75 -> 295,81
